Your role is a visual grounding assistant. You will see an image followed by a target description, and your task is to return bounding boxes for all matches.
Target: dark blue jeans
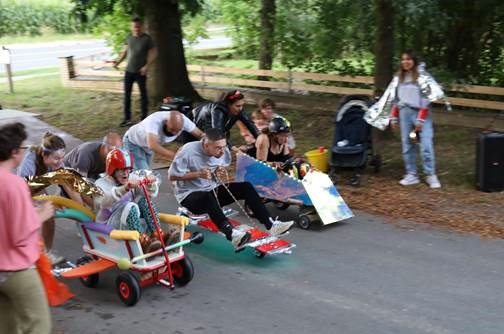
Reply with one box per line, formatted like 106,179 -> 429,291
124,71 -> 148,121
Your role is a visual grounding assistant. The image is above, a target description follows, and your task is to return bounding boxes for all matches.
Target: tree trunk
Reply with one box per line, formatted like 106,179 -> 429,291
373,0 -> 394,97
143,0 -> 201,101
258,0 -> 276,80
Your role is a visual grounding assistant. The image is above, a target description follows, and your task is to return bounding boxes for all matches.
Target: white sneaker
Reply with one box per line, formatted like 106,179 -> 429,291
268,218 -> 294,236
231,230 -> 251,252
426,174 -> 441,188
47,249 -> 66,265
399,174 -> 420,186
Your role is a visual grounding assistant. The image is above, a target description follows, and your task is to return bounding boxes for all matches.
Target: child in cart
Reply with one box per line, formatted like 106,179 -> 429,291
94,148 -> 175,253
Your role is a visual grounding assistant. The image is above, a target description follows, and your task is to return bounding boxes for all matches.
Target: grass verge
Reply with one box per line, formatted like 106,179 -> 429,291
0,67 -> 58,79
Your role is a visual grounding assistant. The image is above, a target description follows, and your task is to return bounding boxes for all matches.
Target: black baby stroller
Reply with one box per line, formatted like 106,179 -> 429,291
159,96 -> 195,143
159,96 -> 193,117
329,95 -> 381,186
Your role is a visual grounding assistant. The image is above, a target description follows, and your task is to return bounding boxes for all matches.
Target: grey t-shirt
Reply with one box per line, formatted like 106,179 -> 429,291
64,142 -> 104,180
168,141 -> 231,203
17,150 -> 37,177
397,74 -> 429,109
125,33 -> 155,73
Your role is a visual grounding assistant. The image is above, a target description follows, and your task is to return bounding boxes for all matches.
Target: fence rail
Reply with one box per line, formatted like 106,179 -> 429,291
63,56 -> 504,113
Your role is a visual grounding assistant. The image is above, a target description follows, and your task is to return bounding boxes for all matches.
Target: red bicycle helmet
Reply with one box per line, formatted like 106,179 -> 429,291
106,148 -> 134,176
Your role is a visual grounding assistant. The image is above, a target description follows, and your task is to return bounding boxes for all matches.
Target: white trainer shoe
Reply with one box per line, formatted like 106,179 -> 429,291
399,174 -> 420,186
426,174 -> 441,188
231,229 -> 251,252
268,218 -> 294,236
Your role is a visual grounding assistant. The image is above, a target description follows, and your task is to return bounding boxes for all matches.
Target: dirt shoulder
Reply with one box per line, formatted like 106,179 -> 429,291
337,175 -> 504,239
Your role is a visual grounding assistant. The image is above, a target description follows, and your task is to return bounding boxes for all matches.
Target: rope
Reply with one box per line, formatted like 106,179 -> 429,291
210,168 -> 257,226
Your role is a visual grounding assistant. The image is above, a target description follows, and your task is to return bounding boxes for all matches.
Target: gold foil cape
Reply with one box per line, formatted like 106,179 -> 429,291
27,168 -> 103,196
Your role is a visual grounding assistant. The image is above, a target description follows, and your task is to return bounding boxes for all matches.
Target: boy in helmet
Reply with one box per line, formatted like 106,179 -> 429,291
94,148 -> 166,252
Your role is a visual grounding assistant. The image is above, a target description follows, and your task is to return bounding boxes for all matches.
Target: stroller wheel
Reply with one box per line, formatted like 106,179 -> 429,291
349,174 -> 361,187
370,154 -> 382,173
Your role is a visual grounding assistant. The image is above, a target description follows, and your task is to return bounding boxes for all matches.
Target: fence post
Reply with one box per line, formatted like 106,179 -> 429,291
1,47 -> 13,93
201,65 -> 206,87
58,56 -> 75,86
287,68 -> 293,94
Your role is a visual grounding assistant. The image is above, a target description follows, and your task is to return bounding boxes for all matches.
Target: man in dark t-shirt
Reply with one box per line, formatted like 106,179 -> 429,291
114,17 -> 157,127
64,132 -> 122,180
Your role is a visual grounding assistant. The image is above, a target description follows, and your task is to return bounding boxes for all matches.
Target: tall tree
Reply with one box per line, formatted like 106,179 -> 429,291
258,0 -> 276,72
79,0 -> 202,100
142,0 -> 201,100
374,0 -> 394,96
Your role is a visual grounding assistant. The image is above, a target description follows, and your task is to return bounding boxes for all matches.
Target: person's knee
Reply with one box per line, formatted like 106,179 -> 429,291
242,181 -> 255,192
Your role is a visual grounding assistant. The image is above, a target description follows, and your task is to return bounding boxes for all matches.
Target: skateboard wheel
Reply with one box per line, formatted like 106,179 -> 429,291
255,251 -> 266,259
297,215 -> 311,230
76,255 -> 99,288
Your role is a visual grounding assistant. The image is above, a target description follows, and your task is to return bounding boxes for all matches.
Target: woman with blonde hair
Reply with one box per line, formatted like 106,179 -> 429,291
17,132 -> 79,264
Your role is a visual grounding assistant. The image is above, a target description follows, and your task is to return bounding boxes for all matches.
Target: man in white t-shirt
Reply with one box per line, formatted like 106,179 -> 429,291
123,110 -> 203,170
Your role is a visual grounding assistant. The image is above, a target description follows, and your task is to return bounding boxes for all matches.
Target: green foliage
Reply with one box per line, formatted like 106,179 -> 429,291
214,0 -> 375,75
0,0 -> 82,37
92,3 -> 131,54
212,0 -> 261,58
212,0 -> 504,84
90,0 -> 207,56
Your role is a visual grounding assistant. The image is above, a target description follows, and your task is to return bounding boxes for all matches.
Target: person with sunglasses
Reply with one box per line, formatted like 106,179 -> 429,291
63,132 -> 122,181
190,90 -> 259,147
168,128 -> 293,252
123,110 -> 204,170
0,122 -> 54,334
17,132 -> 80,265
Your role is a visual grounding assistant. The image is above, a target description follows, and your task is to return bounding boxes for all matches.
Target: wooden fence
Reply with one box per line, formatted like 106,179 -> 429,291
59,55 -> 504,116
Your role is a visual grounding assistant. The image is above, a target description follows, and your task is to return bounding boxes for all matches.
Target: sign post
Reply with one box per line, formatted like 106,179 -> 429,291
0,46 -> 13,93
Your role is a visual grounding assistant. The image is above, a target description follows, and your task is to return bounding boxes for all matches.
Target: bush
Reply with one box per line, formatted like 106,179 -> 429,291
0,0 -> 81,37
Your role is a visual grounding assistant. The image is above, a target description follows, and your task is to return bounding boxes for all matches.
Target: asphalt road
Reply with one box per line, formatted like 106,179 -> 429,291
3,114 -> 503,334
1,35 -> 232,73
51,174 -> 504,334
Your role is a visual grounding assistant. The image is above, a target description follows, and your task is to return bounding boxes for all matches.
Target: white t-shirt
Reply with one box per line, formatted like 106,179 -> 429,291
125,111 -> 196,149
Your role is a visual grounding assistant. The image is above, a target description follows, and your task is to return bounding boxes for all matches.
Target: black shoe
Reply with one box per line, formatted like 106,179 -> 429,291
119,119 -> 135,127
349,174 -> 361,186
233,231 -> 252,253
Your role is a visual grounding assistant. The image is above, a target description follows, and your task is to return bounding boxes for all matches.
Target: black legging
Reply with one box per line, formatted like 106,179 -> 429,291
181,182 -> 272,240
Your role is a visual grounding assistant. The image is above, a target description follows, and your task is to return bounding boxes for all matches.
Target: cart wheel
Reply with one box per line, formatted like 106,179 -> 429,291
274,201 -> 290,210
172,256 -> 194,286
255,251 -> 266,259
76,255 -> 99,288
116,272 -> 141,306
297,215 -> 312,230
370,154 -> 382,173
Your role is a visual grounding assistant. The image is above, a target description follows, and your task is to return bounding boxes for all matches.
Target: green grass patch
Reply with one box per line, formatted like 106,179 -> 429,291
0,67 -> 58,79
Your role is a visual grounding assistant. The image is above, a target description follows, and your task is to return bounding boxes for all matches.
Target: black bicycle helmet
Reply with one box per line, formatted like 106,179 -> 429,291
268,116 -> 291,134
